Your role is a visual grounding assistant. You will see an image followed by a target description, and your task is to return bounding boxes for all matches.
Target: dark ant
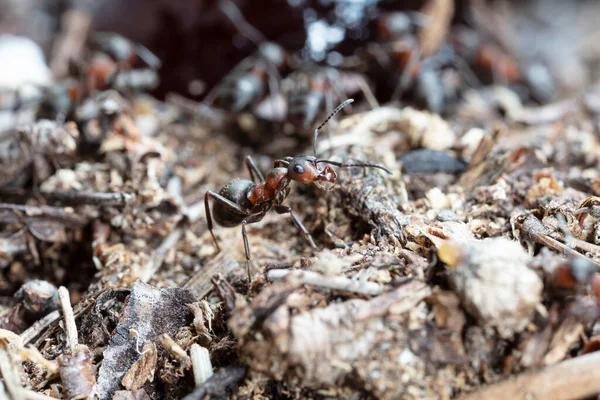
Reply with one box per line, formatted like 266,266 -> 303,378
203,0 -> 288,113
207,41 -> 287,112
1,34 -> 160,125
450,26 -> 554,102
283,64 -> 353,130
204,99 -> 392,280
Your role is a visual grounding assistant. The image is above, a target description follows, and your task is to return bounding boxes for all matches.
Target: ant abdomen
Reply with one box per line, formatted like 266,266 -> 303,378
213,179 -> 254,227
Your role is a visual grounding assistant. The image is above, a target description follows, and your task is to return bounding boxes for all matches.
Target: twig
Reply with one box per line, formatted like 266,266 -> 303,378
0,203 -> 89,226
39,190 -> 134,207
457,351 -> 600,400
157,334 -> 191,370
57,287 -> 78,353
0,188 -> 133,207
190,344 -> 213,387
515,214 -> 600,269
267,269 -> 384,296
20,310 -> 61,345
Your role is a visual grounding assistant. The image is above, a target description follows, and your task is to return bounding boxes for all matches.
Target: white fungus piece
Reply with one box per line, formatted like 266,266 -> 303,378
444,237 -> 543,338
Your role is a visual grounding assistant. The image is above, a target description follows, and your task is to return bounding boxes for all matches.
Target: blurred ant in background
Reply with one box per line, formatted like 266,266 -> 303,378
450,25 -> 554,103
204,0 -> 377,141
204,99 -> 391,280
2,33 -> 161,126
202,0 -> 289,114
360,10 -> 479,114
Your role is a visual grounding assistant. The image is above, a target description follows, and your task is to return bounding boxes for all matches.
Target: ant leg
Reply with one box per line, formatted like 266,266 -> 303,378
245,155 -> 265,183
274,205 -> 318,250
204,191 -> 221,253
353,74 -> 379,109
264,61 -> 282,122
203,57 -> 256,107
241,212 -> 267,282
204,190 -> 251,253
219,0 -> 267,46
241,221 -> 252,282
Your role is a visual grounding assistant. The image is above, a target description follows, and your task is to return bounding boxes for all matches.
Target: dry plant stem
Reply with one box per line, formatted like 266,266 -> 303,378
267,269 -> 384,296
457,350 -> 600,400
157,334 -> 191,370
190,344 -> 213,387
20,310 -> 61,345
0,203 -> 88,226
58,287 -> 78,353
39,190 -> 133,207
0,188 -> 133,207
518,214 -> 600,266
567,236 -> 600,256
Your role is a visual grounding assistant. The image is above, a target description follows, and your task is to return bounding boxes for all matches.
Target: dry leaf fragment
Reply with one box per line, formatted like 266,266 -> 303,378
121,342 -> 157,391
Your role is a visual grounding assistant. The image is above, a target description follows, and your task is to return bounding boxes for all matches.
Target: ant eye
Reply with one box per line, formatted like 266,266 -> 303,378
293,165 -> 304,174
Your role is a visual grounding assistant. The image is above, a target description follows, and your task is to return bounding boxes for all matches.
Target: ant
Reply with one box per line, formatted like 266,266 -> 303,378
204,99 -> 392,280
203,0 -> 287,113
283,64 -> 350,130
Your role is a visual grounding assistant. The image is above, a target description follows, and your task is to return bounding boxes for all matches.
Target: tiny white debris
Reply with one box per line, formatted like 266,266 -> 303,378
425,187 -> 449,210
190,344 -> 213,387
398,349 -> 415,365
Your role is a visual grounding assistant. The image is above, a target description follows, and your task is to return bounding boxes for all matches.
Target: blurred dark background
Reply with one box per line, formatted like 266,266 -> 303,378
2,0 -> 597,101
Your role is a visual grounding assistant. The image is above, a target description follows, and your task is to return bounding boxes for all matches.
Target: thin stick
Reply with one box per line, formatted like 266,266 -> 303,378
267,269 -> 383,296
58,287 -> 78,353
39,190 -> 133,207
457,351 -> 600,400
0,203 -> 88,226
20,310 -> 61,345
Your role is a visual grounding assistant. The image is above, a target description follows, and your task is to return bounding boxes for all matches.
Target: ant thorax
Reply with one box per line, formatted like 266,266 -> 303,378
247,168 -> 289,206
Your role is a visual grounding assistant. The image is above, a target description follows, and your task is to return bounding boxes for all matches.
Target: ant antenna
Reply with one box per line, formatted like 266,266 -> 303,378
313,98 -> 354,158
316,159 -> 393,174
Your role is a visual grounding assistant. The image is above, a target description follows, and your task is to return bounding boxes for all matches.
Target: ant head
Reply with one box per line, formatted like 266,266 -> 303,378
287,156 -> 337,188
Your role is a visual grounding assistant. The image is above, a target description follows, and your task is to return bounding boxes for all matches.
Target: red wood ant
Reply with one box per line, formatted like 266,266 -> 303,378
204,99 -> 392,280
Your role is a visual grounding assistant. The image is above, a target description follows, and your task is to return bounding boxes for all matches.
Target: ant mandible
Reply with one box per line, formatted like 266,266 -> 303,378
204,99 -> 392,280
